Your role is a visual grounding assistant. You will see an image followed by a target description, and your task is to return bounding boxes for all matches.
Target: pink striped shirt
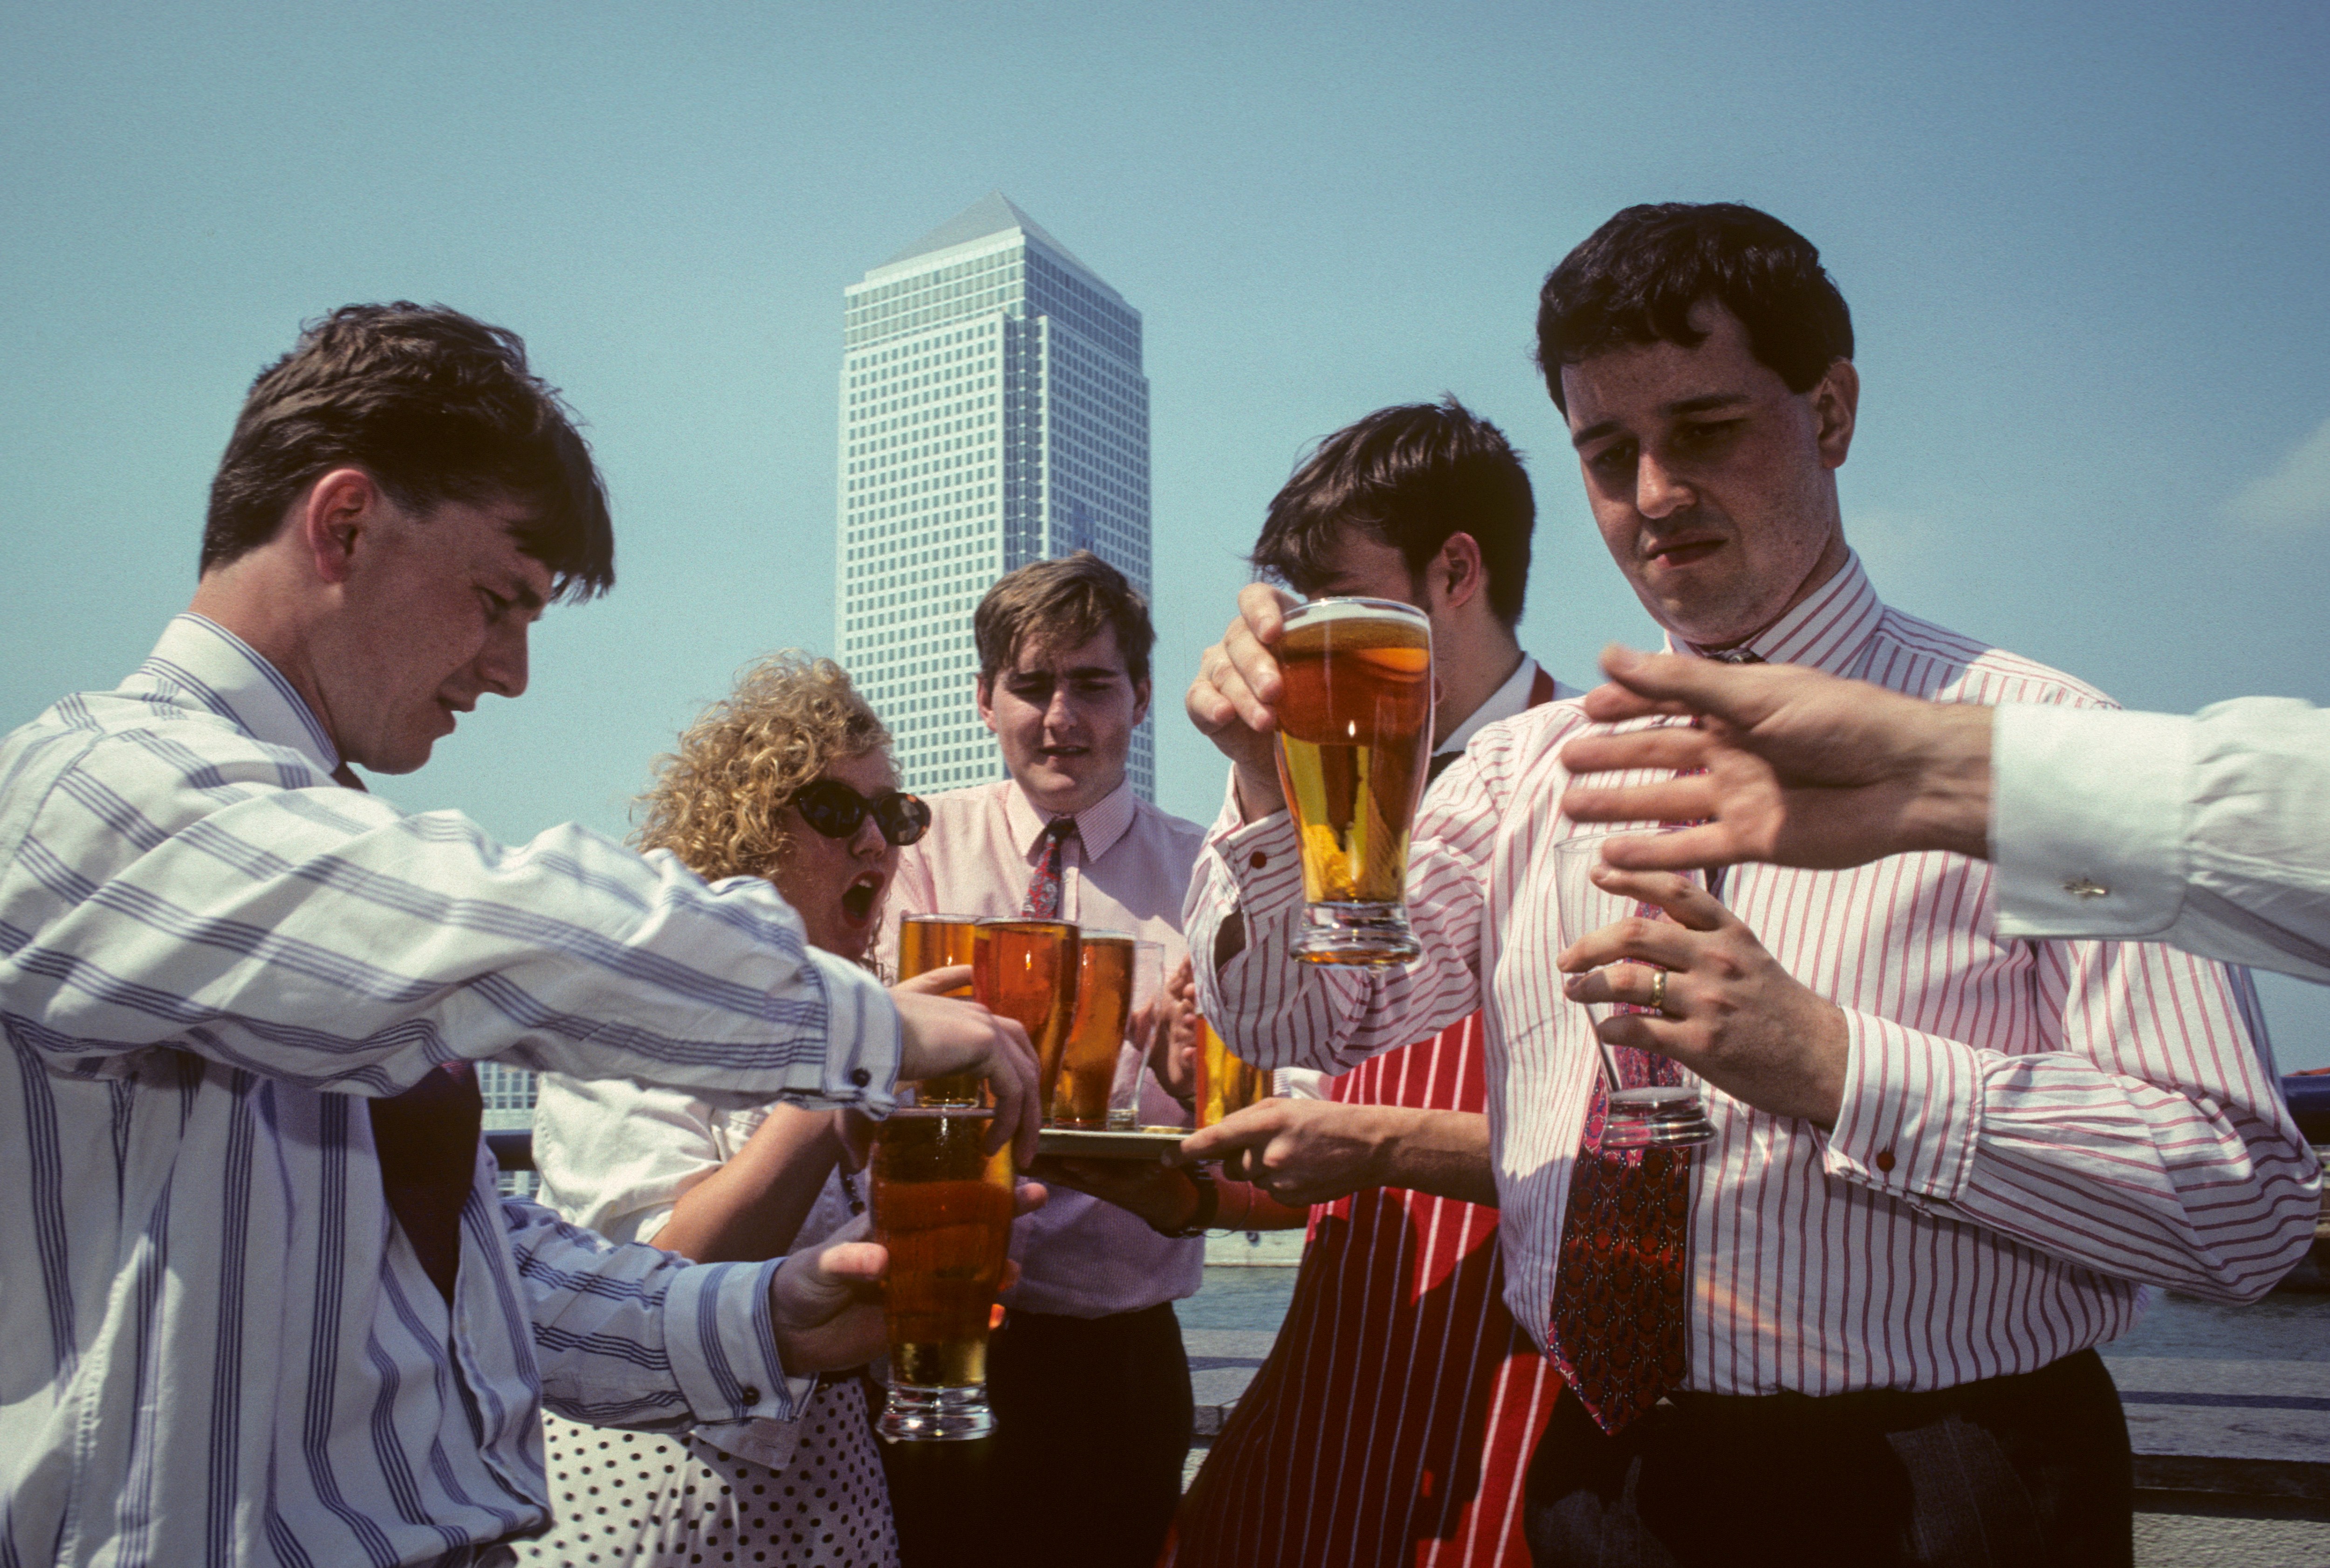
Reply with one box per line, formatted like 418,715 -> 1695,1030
1171,666 -> 1567,1568
1186,555 -> 2320,1397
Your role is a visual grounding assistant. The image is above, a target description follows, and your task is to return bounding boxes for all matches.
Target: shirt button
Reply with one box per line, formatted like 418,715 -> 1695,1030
850,1068 -> 872,1088
740,1385 -> 761,1404
2063,877 -> 2111,900
1874,1150 -> 1897,1174
1248,851 -> 1268,870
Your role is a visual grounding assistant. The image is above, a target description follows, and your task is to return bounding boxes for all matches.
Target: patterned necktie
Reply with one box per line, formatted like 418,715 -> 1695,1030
1020,816 -> 1079,919
340,762 -> 481,1305
1545,658 -> 1756,1433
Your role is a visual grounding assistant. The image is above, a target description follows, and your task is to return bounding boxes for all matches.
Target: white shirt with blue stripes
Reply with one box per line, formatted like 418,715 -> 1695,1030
0,614 -> 902,1568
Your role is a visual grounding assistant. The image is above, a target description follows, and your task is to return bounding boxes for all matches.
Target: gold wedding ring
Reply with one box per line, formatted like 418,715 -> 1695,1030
1647,967 -> 1669,1015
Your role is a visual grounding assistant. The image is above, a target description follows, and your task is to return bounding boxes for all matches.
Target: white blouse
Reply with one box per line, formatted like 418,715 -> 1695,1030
535,1075 -> 863,1470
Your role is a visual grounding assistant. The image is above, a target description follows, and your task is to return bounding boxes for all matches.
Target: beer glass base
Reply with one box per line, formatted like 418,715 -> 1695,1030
877,1382 -> 994,1443
1292,903 -> 1421,966
1601,1088 -> 1716,1150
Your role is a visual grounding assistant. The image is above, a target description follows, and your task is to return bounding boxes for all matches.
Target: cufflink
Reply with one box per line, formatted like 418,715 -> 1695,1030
2062,878 -> 2111,900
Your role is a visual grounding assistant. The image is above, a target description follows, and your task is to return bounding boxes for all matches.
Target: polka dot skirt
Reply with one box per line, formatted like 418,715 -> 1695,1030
525,1379 -> 898,1567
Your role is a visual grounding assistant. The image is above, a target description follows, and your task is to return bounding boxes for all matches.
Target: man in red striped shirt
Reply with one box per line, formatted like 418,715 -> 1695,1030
1165,400 -> 1580,1568
1182,205 -> 2318,1566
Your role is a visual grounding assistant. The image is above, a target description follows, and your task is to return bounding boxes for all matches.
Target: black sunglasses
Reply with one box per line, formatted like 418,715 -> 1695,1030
793,779 -> 931,847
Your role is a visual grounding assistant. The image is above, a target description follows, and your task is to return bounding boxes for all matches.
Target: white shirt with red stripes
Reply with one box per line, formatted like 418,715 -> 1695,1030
1172,661 -> 1574,1568
1186,555 -> 2320,1398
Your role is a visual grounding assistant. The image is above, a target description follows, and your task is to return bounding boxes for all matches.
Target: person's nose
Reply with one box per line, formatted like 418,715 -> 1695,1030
1044,687 -> 1080,733
851,811 -> 887,858
1635,448 -> 1695,520
478,619 -> 530,699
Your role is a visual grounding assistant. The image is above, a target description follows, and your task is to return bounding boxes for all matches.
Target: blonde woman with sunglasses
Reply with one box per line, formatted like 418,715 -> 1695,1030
526,653 -> 940,1568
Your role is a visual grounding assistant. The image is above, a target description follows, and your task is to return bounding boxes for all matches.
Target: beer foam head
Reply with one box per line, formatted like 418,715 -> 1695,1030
1282,595 -> 1431,630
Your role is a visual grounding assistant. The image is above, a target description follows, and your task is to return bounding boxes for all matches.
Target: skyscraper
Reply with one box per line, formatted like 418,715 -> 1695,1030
835,194 -> 1154,799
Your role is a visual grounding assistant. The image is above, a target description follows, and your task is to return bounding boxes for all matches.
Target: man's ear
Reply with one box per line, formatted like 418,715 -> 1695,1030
975,674 -> 997,731
1813,360 -> 1859,471
1130,678 -> 1152,728
1433,532 -> 1487,614
300,467 -> 385,586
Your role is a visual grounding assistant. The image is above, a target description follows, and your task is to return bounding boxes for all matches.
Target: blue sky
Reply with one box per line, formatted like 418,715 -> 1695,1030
5,0 -> 2326,1057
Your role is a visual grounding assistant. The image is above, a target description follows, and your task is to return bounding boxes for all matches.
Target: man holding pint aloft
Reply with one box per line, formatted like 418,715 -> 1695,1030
1183,203 -> 2317,1566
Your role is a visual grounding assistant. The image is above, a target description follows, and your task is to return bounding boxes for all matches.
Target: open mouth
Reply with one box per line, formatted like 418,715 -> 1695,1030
840,874 -> 883,925
1650,539 -> 1725,569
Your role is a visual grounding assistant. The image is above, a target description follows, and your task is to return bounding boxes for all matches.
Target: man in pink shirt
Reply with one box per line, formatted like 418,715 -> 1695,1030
877,551 -> 1207,1568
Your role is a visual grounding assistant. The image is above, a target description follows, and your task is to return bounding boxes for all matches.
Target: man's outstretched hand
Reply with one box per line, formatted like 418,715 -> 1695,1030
893,970 -> 1041,1165
1558,645 -> 1996,872
769,1182 -> 1047,1377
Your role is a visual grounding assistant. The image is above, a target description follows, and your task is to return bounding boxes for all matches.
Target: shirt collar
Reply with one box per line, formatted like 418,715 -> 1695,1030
1436,654 -> 1541,758
1667,550 -> 1886,677
137,613 -> 342,773
1003,775 -> 1139,863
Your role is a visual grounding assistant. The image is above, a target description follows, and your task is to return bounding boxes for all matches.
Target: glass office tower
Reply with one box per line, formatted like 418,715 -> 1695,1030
836,193 -> 1154,800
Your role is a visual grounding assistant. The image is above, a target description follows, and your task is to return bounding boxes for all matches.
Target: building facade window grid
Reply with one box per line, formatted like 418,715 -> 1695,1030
832,198 -> 1154,801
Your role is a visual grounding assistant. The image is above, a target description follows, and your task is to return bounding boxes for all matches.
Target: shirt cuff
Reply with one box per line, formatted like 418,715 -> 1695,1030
805,947 -> 902,1116
1993,704 -> 2190,941
1212,788 -> 1306,911
1820,1011 -> 1983,1204
661,1256 -> 818,1426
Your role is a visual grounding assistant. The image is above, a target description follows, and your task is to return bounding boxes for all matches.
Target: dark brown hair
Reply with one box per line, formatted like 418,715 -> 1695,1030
974,551 -> 1154,687
1251,397 -> 1534,626
201,302 -> 615,601
1535,203 -> 1854,413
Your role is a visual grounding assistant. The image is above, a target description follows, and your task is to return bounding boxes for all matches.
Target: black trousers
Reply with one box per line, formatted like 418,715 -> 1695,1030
878,1301 -> 1192,1568
1522,1350 -> 2133,1568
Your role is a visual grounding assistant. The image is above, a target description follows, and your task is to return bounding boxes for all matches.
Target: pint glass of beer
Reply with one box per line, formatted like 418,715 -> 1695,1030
1195,1020 -> 1267,1129
1551,831 -> 1717,1151
898,914 -> 982,1107
1053,931 -> 1134,1129
973,919 -> 1080,1121
1110,939 -> 1168,1129
872,1108 -> 1016,1440
1272,597 -> 1434,965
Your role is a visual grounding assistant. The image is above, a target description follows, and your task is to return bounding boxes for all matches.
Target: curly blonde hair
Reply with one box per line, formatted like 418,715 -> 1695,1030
633,652 -> 893,882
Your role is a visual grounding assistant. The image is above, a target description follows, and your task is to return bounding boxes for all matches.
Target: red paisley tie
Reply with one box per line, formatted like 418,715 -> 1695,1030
1547,705 -> 1749,1434
1020,816 -> 1078,919
1546,1092 -> 1692,1433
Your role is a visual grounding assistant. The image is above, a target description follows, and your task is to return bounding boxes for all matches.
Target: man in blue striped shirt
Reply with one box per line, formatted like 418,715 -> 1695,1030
0,303 -> 1039,1567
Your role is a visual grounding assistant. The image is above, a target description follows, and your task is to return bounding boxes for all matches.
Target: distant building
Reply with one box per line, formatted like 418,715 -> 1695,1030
836,193 -> 1156,799
479,1059 -> 539,1199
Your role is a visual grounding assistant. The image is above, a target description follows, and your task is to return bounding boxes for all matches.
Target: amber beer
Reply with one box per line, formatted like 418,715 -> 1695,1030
1272,598 -> 1433,964
898,914 -> 982,1106
973,919 -> 1080,1121
871,1109 -> 1015,1439
1195,1021 -> 1267,1129
1053,931 -> 1134,1128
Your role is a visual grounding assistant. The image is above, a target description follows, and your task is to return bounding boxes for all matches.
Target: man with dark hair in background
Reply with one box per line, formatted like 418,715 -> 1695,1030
1184,205 -> 2316,1566
877,550 -> 1207,1568
1156,397 -> 1577,1568
0,303 -> 1039,1567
